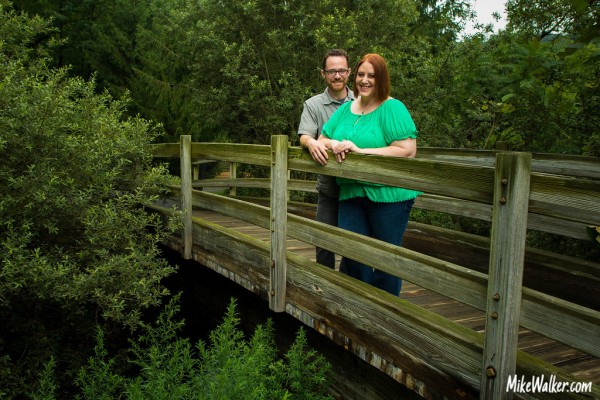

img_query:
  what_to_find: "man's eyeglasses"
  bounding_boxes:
[324,69,350,77]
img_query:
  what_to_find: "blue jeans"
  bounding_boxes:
[338,197,414,296]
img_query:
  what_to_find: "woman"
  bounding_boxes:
[318,53,420,296]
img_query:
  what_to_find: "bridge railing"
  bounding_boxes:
[149,135,600,399]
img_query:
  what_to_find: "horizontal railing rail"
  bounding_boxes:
[166,186,600,358]
[417,147,600,179]
[153,143,600,240]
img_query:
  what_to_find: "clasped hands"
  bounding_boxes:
[329,140,358,163]
[308,138,358,165]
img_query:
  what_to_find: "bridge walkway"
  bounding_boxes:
[192,207,600,387]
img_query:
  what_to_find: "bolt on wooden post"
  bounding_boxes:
[480,152,531,399]
[269,135,288,312]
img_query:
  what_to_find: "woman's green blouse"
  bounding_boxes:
[322,98,422,203]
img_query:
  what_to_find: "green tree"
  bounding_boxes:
[17,0,600,154]
[133,0,338,143]
[131,0,441,144]
[506,0,598,38]
[13,0,149,98]
[0,3,175,397]
[460,0,600,154]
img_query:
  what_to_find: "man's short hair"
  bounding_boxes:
[322,49,349,70]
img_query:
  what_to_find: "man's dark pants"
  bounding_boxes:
[316,191,340,269]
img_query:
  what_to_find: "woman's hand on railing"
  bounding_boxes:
[331,140,356,163]
[332,138,417,161]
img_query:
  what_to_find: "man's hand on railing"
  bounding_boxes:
[306,137,330,166]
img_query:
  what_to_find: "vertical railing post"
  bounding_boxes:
[287,170,291,202]
[269,135,288,312]
[480,152,531,399]
[192,162,199,181]
[229,162,237,197]
[180,135,193,260]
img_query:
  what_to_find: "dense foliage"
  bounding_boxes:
[32,298,333,400]
[14,0,599,155]
[0,3,176,397]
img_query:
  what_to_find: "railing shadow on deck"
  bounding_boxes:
[148,135,600,400]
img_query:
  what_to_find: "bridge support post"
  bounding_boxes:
[229,162,237,197]
[480,152,531,399]
[269,135,288,312]
[180,135,193,259]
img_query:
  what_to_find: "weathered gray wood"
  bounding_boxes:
[481,152,532,400]
[414,193,593,240]
[229,162,237,196]
[193,177,269,189]
[191,159,216,181]
[166,186,600,357]
[193,175,593,239]
[173,187,490,309]
[166,188,600,358]
[299,152,596,229]
[529,172,600,225]
[190,142,272,166]
[291,146,599,227]
[150,202,599,400]
[513,351,600,400]
[191,177,593,239]
[287,146,497,203]
[521,288,600,357]
[290,213,600,360]
[418,147,600,179]
[529,153,600,179]
[149,143,599,179]
[404,220,600,308]
[192,177,317,193]
[163,143,599,228]
[190,219,271,291]
[180,135,193,259]
[269,135,288,312]
[415,193,493,221]
[285,252,484,399]
[148,142,180,157]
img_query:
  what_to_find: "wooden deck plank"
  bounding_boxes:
[191,207,600,386]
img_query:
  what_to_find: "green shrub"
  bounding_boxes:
[0,4,176,397]
[32,297,333,400]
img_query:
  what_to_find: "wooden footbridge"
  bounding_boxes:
[148,135,600,399]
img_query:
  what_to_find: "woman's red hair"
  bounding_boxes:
[353,53,390,102]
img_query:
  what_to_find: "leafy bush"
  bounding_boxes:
[0,4,176,397]
[32,297,333,400]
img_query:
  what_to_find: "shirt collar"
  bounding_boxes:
[322,86,354,105]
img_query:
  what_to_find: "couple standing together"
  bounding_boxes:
[298,49,420,297]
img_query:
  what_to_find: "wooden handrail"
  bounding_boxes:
[151,143,599,238]
[147,137,600,399]
[166,186,600,358]
[418,147,600,179]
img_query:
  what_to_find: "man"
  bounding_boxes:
[298,49,354,269]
